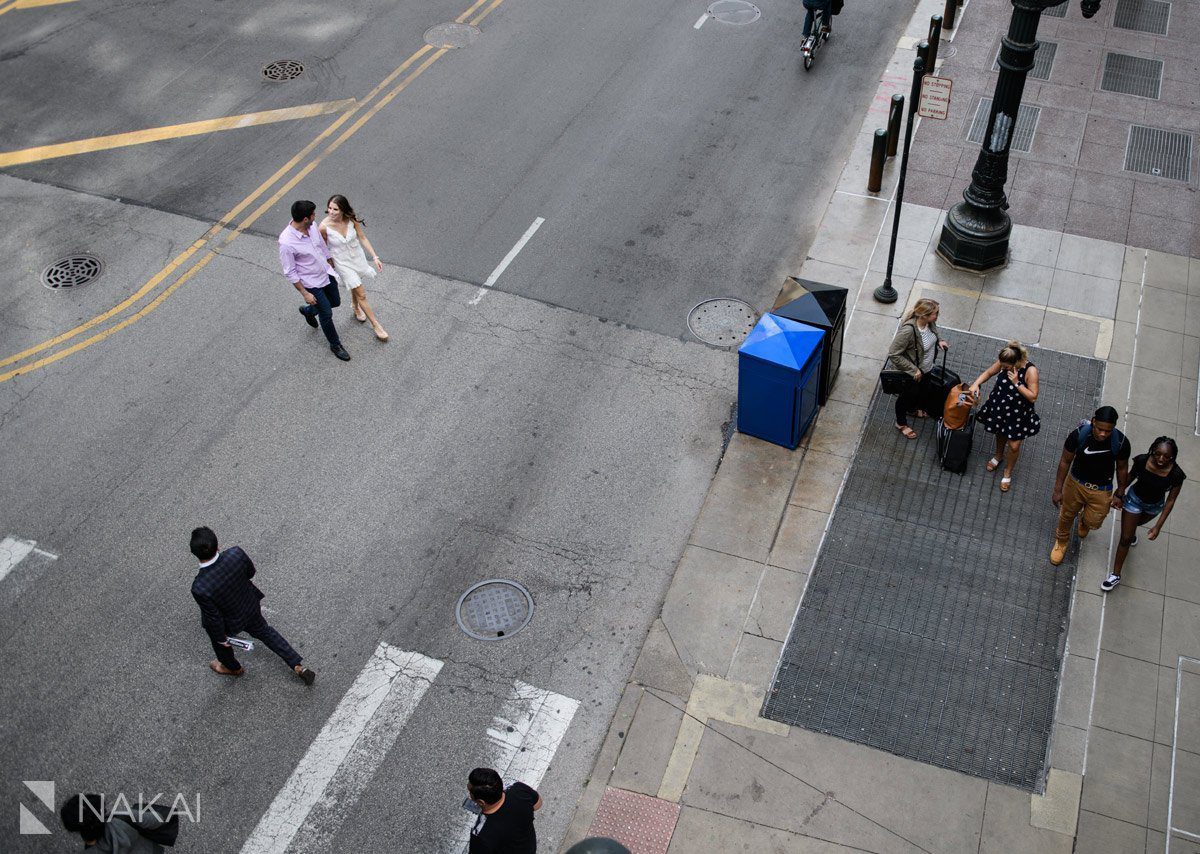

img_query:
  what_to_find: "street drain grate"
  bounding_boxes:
[456,580,534,640]
[967,98,1039,153]
[993,41,1057,80]
[707,0,761,24]
[1100,52,1163,99]
[1124,125,1192,181]
[262,60,304,82]
[41,254,102,289]
[1113,0,1170,35]
[687,298,757,347]
[424,22,481,49]
[1044,0,1068,17]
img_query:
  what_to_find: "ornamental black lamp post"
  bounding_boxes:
[936,0,1099,271]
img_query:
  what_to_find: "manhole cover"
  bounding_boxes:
[942,46,957,60]
[263,60,304,82]
[41,254,102,289]
[425,22,481,48]
[456,579,534,641]
[707,0,761,24]
[688,298,758,347]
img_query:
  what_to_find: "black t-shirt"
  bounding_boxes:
[1129,454,1187,504]
[469,783,539,854]
[1064,427,1131,485]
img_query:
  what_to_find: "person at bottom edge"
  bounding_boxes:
[1050,405,1131,567]
[1102,436,1186,591]
[468,767,542,854]
[189,526,315,684]
[60,793,167,853]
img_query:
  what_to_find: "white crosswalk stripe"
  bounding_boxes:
[442,680,580,854]
[0,535,55,584]
[241,643,443,854]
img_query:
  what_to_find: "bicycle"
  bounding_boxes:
[801,7,830,71]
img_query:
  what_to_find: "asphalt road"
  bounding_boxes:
[0,0,915,850]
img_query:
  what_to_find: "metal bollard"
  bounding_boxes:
[943,0,957,29]
[927,15,942,72]
[886,94,904,157]
[868,128,888,193]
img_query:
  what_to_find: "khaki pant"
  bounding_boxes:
[1055,476,1113,543]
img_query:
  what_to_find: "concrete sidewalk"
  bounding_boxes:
[563,0,1200,850]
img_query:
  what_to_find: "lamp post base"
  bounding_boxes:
[936,200,1012,272]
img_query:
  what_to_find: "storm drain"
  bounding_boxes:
[993,40,1057,80]
[967,99,1039,153]
[1113,0,1170,35]
[763,331,1106,790]
[1044,0,1068,17]
[262,60,304,82]
[687,298,757,347]
[456,580,534,640]
[424,22,481,48]
[1124,125,1192,181]
[707,0,761,24]
[1100,52,1163,99]
[41,254,102,289]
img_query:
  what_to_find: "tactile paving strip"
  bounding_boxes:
[764,331,1106,790]
[587,787,681,854]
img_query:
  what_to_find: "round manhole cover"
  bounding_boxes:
[41,254,102,289]
[688,298,757,347]
[263,60,304,82]
[942,45,957,59]
[425,22,481,48]
[708,0,761,24]
[456,579,534,641]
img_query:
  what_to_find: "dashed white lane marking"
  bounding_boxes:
[693,12,709,28]
[468,217,545,305]
[0,537,38,584]
[443,680,580,853]
[240,644,443,854]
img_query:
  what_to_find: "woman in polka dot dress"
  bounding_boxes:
[969,340,1040,493]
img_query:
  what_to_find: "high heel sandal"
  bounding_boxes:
[373,325,389,342]
[1000,476,1012,492]
[986,457,1001,472]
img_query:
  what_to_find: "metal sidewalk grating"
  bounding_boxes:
[763,331,1106,791]
[1044,0,1068,17]
[1124,125,1192,181]
[993,41,1058,80]
[967,99,1040,153]
[1113,0,1170,35]
[1100,52,1163,99]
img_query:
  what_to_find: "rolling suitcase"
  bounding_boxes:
[923,347,960,417]
[937,411,975,473]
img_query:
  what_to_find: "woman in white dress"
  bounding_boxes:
[320,195,388,341]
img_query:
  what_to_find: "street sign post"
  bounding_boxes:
[917,75,952,120]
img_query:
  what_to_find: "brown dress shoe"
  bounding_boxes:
[294,665,316,686]
[209,660,245,676]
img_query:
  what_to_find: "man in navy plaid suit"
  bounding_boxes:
[190,526,315,684]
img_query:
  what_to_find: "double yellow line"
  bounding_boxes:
[0,0,78,16]
[0,0,504,383]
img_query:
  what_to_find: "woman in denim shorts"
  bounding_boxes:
[1103,437,1187,591]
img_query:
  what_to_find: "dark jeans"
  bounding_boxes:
[301,276,343,349]
[803,0,831,36]
[211,611,303,670]
[894,375,930,427]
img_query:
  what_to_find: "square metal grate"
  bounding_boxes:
[1124,125,1192,181]
[967,99,1040,152]
[1113,0,1170,35]
[1101,53,1163,99]
[1044,0,1068,17]
[763,332,1107,791]
[993,41,1058,80]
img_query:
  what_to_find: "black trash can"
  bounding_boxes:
[773,277,848,405]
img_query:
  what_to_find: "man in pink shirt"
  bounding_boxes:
[279,200,351,361]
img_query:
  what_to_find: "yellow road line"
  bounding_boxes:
[1,0,507,382]
[0,1,19,15]
[0,100,357,169]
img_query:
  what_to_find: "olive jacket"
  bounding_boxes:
[886,319,942,379]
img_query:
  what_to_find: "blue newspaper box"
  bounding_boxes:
[737,314,825,449]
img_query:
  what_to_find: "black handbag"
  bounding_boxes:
[879,358,913,395]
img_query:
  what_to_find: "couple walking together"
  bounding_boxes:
[278,195,388,361]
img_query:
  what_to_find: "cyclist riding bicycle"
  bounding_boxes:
[802,0,833,38]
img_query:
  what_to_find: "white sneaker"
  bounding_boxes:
[1100,573,1121,592]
